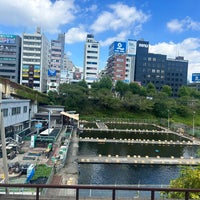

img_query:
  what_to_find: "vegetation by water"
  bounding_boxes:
[163,166,200,199]
[48,78,200,128]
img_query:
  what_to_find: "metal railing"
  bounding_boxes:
[0,183,200,200]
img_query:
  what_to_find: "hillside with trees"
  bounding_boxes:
[48,77,200,135]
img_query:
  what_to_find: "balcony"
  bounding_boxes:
[0,183,199,200]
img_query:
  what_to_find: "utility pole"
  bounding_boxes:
[0,83,9,193]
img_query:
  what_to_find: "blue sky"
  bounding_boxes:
[0,0,200,82]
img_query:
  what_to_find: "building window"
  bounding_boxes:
[23,106,28,113]
[12,107,21,115]
[2,108,8,117]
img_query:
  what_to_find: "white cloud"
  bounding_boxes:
[100,31,130,47]
[0,0,76,33]
[167,16,200,33]
[65,26,88,44]
[90,2,149,34]
[149,38,200,82]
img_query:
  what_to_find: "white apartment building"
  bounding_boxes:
[83,34,100,86]
[20,27,50,93]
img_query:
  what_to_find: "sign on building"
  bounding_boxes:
[0,34,16,44]
[48,69,57,76]
[127,40,137,55]
[192,73,200,82]
[113,42,126,54]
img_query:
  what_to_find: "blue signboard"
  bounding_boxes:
[48,69,56,76]
[113,42,126,54]
[192,73,200,82]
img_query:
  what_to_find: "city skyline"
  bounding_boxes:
[0,0,200,82]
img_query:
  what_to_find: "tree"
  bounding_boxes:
[78,79,88,89]
[178,86,190,97]
[58,83,89,113]
[146,82,156,95]
[99,76,113,90]
[93,88,121,111]
[164,166,200,199]
[47,90,59,105]
[129,82,142,95]
[161,85,172,96]
[115,80,129,97]
[91,77,113,90]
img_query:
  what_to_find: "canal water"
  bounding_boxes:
[77,126,199,198]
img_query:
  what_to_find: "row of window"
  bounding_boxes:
[23,47,41,52]
[22,58,40,62]
[23,42,41,46]
[87,50,98,54]
[0,51,17,55]
[86,61,97,65]
[0,63,15,67]
[2,106,28,117]
[87,56,98,59]
[0,69,16,73]
[0,45,17,51]
[0,57,16,61]
[24,36,41,40]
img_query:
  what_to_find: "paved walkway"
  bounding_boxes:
[46,128,79,197]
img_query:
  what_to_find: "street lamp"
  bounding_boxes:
[193,111,195,136]
[167,109,170,130]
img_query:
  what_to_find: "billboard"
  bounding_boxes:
[127,40,137,55]
[192,73,200,82]
[113,42,126,54]
[0,34,16,44]
[48,69,56,76]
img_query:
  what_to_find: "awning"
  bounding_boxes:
[60,111,79,121]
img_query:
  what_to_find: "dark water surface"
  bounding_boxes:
[77,128,199,198]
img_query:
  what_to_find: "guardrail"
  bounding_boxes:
[0,183,200,200]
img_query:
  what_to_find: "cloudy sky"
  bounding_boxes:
[0,0,200,82]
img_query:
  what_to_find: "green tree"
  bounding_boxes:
[146,82,157,95]
[178,86,191,97]
[164,166,200,199]
[161,85,172,96]
[58,83,89,113]
[47,90,59,105]
[78,79,88,89]
[115,80,129,97]
[99,76,113,90]
[129,82,142,95]
[93,88,120,111]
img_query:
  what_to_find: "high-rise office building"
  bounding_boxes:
[83,34,100,86]
[0,34,21,83]
[135,39,188,96]
[20,27,50,93]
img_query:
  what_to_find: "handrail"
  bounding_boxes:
[0,183,200,200]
